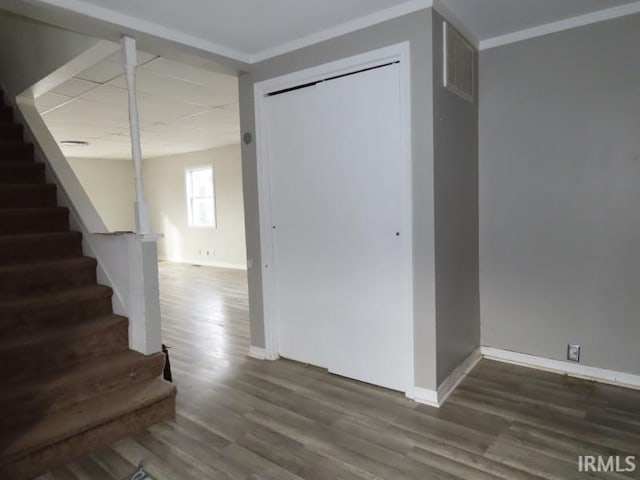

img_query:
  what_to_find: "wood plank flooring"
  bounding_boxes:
[44,262,640,479]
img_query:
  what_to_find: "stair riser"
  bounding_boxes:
[0,261,97,301]
[0,319,129,382]
[0,125,23,143]
[0,295,113,335]
[0,144,34,162]
[0,210,69,235]
[0,107,12,122]
[0,185,57,208]
[0,395,176,480]
[0,164,45,183]
[0,354,166,425]
[0,235,82,265]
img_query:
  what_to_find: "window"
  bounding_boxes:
[186,166,216,227]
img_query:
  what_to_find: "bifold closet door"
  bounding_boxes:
[266,63,409,391]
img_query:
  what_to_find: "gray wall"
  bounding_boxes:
[432,12,480,384]
[0,12,100,96]
[479,14,640,375]
[240,9,439,389]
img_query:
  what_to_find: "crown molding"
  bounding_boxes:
[250,0,432,63]
[20,0,252,62]
[480,1,640,50]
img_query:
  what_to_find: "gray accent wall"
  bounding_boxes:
[239,10,439,389]
[432,11,480,384]
[479,14,640,375]
[0,12,100,96]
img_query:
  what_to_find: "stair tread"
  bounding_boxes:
[0,378,176,461]
[0,160,40,167]
[0,284,112,310]
[0,255,95,274]
[2,183,54,187]
[0,231,81,243]
[0,350,162,401]
[0,314,126,352]
[0,183,55,189]
[0,206,66,213]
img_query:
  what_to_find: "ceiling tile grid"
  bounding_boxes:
[36,53,240,160]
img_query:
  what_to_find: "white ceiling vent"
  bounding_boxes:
[443,21,475,102]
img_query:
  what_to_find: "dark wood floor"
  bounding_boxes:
[44,263,640,479]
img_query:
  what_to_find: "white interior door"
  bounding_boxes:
[266,63,409,391]
[266,85,330,368]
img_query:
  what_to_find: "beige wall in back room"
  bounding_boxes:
[143,145,247,269]
[67,157,136,232]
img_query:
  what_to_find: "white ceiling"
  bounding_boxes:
[36,52,240,160]
[7,0,640,61]
[66,0,423,59]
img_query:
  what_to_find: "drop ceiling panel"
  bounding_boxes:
[36,52,240,160]
[51,78,99,97]
[140,58,237,90]
[105,50,157,65]
[44,98,131,124]
[75,60,124,83]
[36,92,72,109]
[109,69,237,107]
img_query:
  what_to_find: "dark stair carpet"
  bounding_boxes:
[0,89,176,480]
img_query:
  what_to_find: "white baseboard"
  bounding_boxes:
[411,386,439,407]
[437,347,483,405]
[247,345,280,361]
[481,346,640,391]
[159,256,247,270]
[247,346,267,360]
[411,347,482,408]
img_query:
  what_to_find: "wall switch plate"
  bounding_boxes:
[567,344,581,362]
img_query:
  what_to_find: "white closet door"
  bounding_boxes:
[266,63,409,391]
[267,85,331,368]
[316,64,408,391]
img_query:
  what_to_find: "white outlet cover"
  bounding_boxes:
[567,344,581,362]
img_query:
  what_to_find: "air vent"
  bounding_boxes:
[443,21,474,102]
[60,140,89,147]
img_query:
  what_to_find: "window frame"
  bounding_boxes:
[185,165,217,229]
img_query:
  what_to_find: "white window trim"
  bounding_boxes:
[185,165,217,229]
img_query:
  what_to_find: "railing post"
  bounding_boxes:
[121,36,150,234]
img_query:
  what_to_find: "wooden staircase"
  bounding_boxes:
[0,91,176,480]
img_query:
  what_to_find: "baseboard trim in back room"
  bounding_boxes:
[159,256,247,271]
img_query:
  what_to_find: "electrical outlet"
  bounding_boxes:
[567,344,581,362]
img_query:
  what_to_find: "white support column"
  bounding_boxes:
[122,36,150,234]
